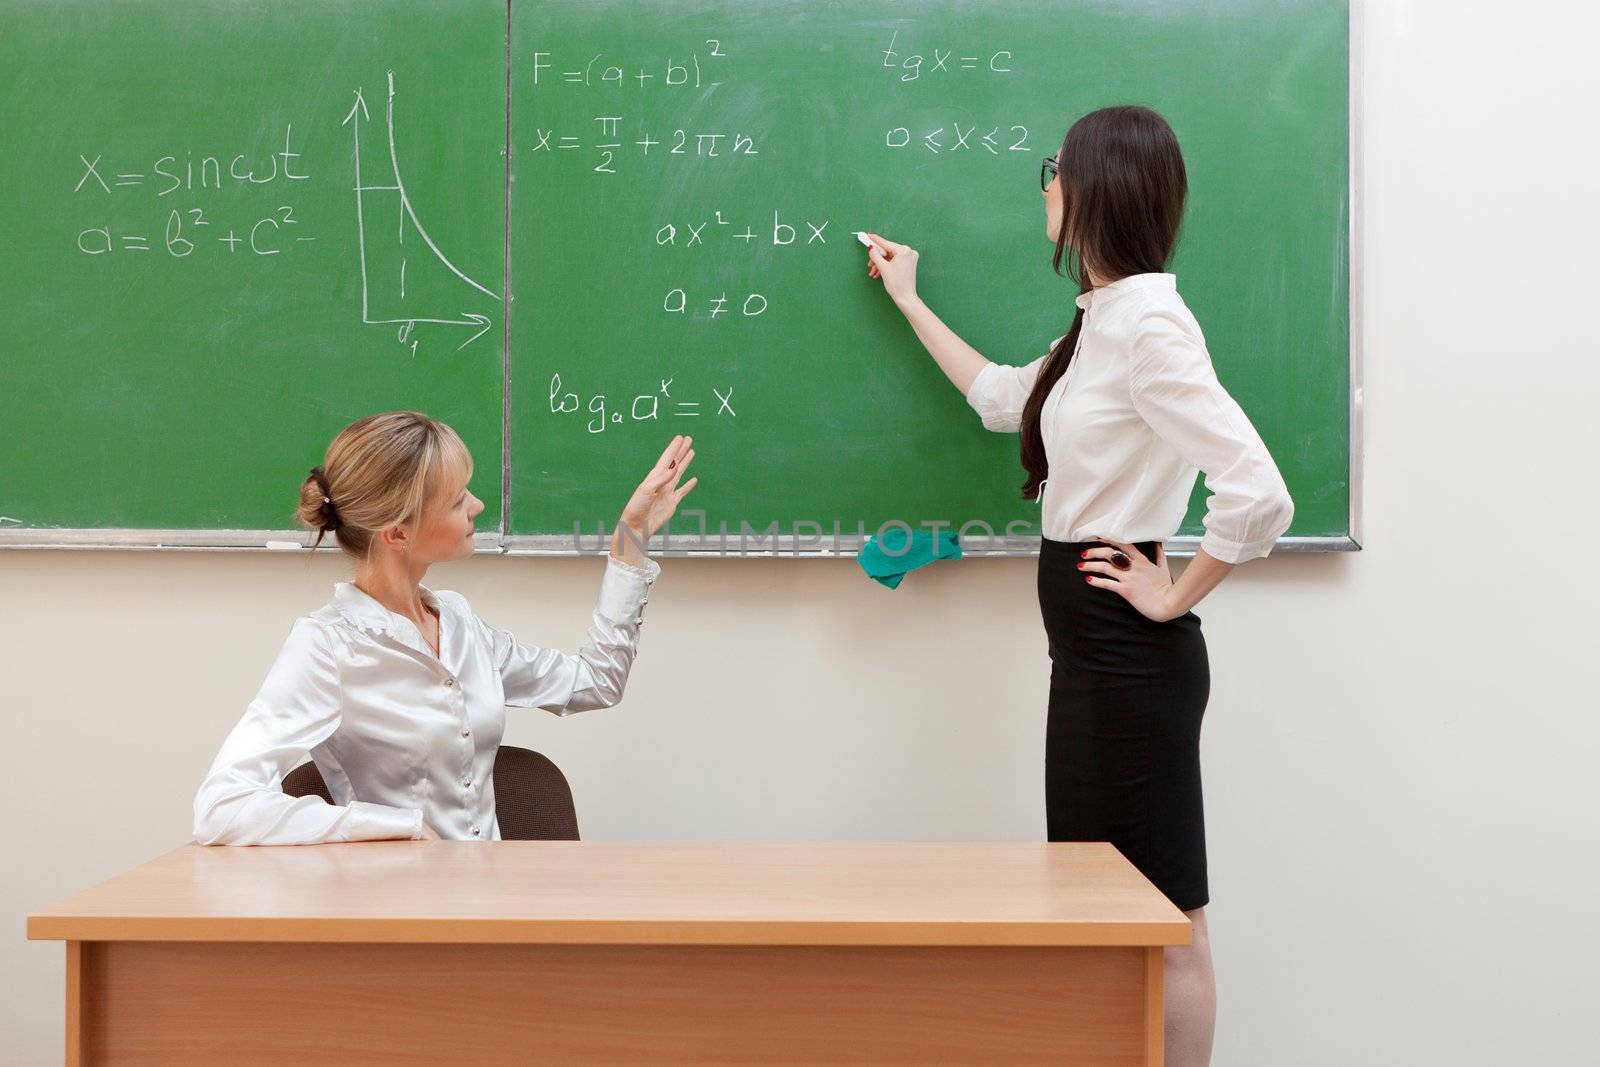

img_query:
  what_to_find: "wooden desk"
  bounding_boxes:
[29,842,1188,1065]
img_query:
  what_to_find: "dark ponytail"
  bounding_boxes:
[1019,309,1084,501]
[1019,106,1187,500]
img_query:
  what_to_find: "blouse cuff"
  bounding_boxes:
[597,555,660,624]
[1199,529,1277,566]
[964,361,1003,417]
[343,801,427,842]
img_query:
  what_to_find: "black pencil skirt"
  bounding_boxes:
[1038,538,1211,912]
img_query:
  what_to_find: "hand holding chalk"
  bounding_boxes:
[858,231,920,307]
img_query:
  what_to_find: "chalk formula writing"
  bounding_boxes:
[879,31,1015,82]
[76,205,314,258]
[531,43,728,90]
[885,123,1032,155]
[529,27,1032,436]
[662,290,769,319]
[530,118,760,176]
[653,211,831,249]
[550,373,738,434]
[73,126,310,198]
[72,124,316,258]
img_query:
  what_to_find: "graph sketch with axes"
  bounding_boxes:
[343,71,497,354]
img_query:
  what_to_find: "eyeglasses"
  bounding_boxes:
[1040,156,1059,191]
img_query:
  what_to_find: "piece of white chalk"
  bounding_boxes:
[854,231,874,248]
[265,540,304,551]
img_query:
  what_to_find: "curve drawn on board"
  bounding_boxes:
[343,71,498,353]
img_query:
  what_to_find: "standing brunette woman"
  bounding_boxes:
[864,106,1294,1064]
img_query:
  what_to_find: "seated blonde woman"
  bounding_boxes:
[193,411,696,844]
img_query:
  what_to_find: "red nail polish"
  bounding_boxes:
[1084,577,1093,584]
[1076,563,1084,569]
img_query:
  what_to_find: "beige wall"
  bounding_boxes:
[6,2,1598,1061]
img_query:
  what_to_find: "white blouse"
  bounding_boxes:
[965,273,1294,563]
[193,557,659,845]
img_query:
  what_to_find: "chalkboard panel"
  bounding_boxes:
[508,0,1349,548]
[0,0,507,533]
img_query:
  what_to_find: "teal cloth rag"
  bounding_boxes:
[857,528,963,589]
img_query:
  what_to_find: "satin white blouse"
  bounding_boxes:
[193,557,658,845]
[965,273,1294,563]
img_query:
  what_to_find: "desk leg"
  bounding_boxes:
[65,941,85,1067]
[1144,945,1165,1066]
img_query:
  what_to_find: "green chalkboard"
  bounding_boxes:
[0,0,507,534]
[508,0,1350,547]
[1,0,1350,551]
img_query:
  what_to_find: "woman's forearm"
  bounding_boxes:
[896,296,992,395]
[1165,549,1233,617]
[610,522,649,569]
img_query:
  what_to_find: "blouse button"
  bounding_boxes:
[444,677,455,688]
[471,826,481,837]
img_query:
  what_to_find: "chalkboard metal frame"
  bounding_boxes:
[0,529,505,553]
[1,1,1363,557]
[499,533,1357,559]
[0,529,1352,555]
